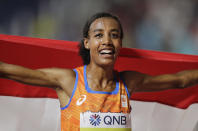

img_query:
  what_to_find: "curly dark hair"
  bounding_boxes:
[78,12,124,65]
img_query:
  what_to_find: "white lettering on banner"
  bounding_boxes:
[104,115,126,125]
[80,111,131,128]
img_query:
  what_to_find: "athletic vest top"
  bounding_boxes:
[61,66,131,131]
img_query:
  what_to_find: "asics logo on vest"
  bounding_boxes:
[76,95,87,106]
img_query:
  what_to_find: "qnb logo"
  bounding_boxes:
[104,115,127,125]
[89,114,101,126]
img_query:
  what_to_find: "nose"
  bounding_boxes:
[102,34,112,45]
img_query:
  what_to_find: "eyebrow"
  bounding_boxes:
[93,29,103,32]
[111,29,120,33]
[93,29,120,33]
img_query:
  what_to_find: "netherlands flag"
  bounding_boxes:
[0,34,198,131]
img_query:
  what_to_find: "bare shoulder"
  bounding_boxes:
[40,67,77,96]
[38,68,76,87]
[121,70,148,78]
[120,71,149,93]
[38,67,75,78]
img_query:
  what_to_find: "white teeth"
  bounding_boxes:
[100,50,112,54]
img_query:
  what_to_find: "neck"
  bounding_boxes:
[86,63,115,89]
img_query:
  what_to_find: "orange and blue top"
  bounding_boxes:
[61,66,131,131]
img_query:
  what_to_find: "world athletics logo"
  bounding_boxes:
[89,114,101,126]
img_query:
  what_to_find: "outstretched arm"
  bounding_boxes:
[0,61,75,90]
[122,70,198,93]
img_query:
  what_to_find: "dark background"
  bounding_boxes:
[0,0,198,55]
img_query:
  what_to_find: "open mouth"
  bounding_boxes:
[99,49,115,57]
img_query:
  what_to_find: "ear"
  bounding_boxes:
[84,38,90,49]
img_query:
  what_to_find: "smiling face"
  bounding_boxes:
[84,17,122,67]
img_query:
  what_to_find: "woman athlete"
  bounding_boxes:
[0,12,198,131]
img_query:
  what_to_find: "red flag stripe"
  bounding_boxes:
[0,34,198,109]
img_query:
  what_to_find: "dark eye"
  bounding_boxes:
[111,33,119,39]
[95,33,103,38]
